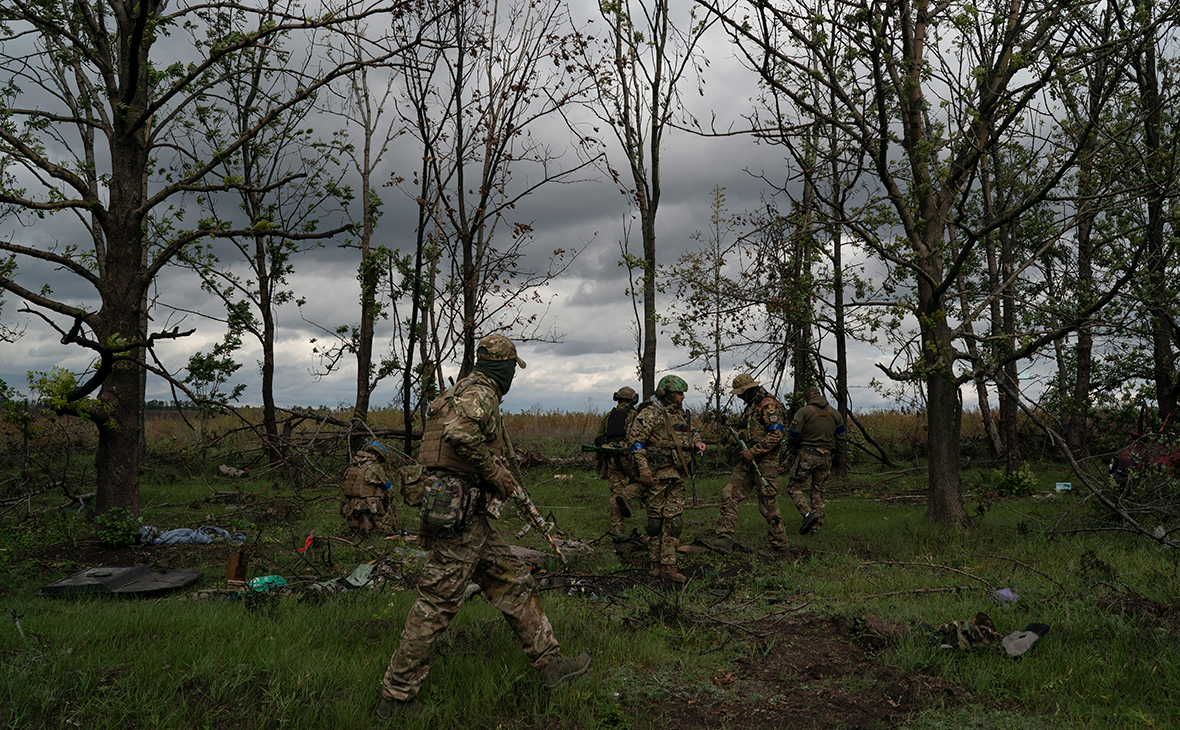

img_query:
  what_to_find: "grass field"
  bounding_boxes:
[1,409,1177,728]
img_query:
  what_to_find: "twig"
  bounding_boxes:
[862,560,993,589]
[975,553,1068,592]
[857,585,974,600]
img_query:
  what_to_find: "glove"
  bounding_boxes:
[741,448,755,462]
[637,466,655,487]
[486,461,518,500]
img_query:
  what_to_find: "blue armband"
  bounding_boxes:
[631,442,645,452]
[788,428,801,439]
[835,424,846,435]
[382,481,393,491]
[767,424,783,432]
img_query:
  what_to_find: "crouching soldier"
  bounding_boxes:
[627,375,706,583]
[340,440,396,535]
[377,335,590,719]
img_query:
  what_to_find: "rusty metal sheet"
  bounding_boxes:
[41,565,203,596]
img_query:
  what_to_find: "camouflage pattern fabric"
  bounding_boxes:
[597,405,639,533]
[381,514,560,701]
[382,364,562,702]
[713,390,788,547]
[714,461,789,549]
[340,451,394,534]
[787,393,846,523]
[627,395,696,568]
[788,449,830,521]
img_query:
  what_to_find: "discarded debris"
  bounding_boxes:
[42,565,203,597]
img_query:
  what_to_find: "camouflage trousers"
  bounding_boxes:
[381,514,560,701]
[713,460,788,549]
[787,450,831,521]
[644,478,685,569]
[605,464,643,534]
[340,495,395,534]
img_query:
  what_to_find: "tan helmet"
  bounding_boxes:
[805,385,822,400]
[476,334,527,368]
[730,373,760,395]
[614,386,638,403]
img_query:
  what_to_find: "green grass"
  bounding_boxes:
[2,448,1178,729]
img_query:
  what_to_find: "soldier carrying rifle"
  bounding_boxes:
[697,373,793,561]
[593,385,642,535]
[786,385,847,535]
[377,335,590,719]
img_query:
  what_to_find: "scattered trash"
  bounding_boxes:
[1055,482,1072,492]
[139,524,247,545]
[42,565,203,597]
[218,465,250,478]
[935,612,999,650]
[248,575,288,593]
[308,564,377,594]
[992,587,1020,603]
[1001,623,1050,657]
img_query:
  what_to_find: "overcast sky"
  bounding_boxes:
[0,1,913,418]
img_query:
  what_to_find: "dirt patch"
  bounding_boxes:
[639,616,967,730]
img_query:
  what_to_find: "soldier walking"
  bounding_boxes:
[377,335,590,719]
[698,374,792,560]
[594,385,642,534]
[786,385,847,534]
[626,375,706,583]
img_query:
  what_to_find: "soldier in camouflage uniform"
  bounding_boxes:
[595,385,642,534]
[627,375,706,583]
[377,335,590,719]
[339,441,396,535]
[786,385,847,535]
[699,374,792,560]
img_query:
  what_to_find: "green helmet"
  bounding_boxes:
[657,375,688,394]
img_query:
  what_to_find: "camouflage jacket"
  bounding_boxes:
[626,395,697,479]
[788,394,846,453]
[439,371,509,476]
[738,389,785,460]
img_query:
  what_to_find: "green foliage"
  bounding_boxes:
[94,507,139,548]
[988,462,1040,497]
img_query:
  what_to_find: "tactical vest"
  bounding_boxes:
[595,405,633,446]
[417,376,505,474]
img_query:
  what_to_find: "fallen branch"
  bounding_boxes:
[857,585,974,600]
[862,560,993,589]
[975,553,1068,592]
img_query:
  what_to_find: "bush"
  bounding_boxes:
[95,507,139,548]
[990,462,1039,497]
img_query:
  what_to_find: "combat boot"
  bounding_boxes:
[660,566,687,583]
[615,494,632,518]
[758,545,792,561]
[541,652,592,690]
[375,696,429,720]
[697,535,734,554]
[799,512,821,535]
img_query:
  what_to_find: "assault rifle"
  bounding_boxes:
[728,425,772,492]
[580,443,629,456]
[486,457,566,563]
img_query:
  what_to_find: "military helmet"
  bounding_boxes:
[613,386,638,403]
[656,374,688,394]
[730,373,761,395]
[362,440,388,462]
[476,334,527,368]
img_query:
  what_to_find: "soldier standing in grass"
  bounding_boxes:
[786,385,847,534]
[377,335,590,720]
[595,385,642,535]
[627,375,707,583]
[339,440,395,535]
[698,373,792,560]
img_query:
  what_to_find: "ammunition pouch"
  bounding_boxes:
[398,463,426,507]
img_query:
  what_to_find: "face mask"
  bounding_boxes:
[474,359,517,395]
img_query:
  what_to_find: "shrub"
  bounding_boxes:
[990,462,1039,497]
[95,507,139,548]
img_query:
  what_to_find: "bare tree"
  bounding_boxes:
[0,0,433,514]
[582,0,715,397]
[697,0,1156,525]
